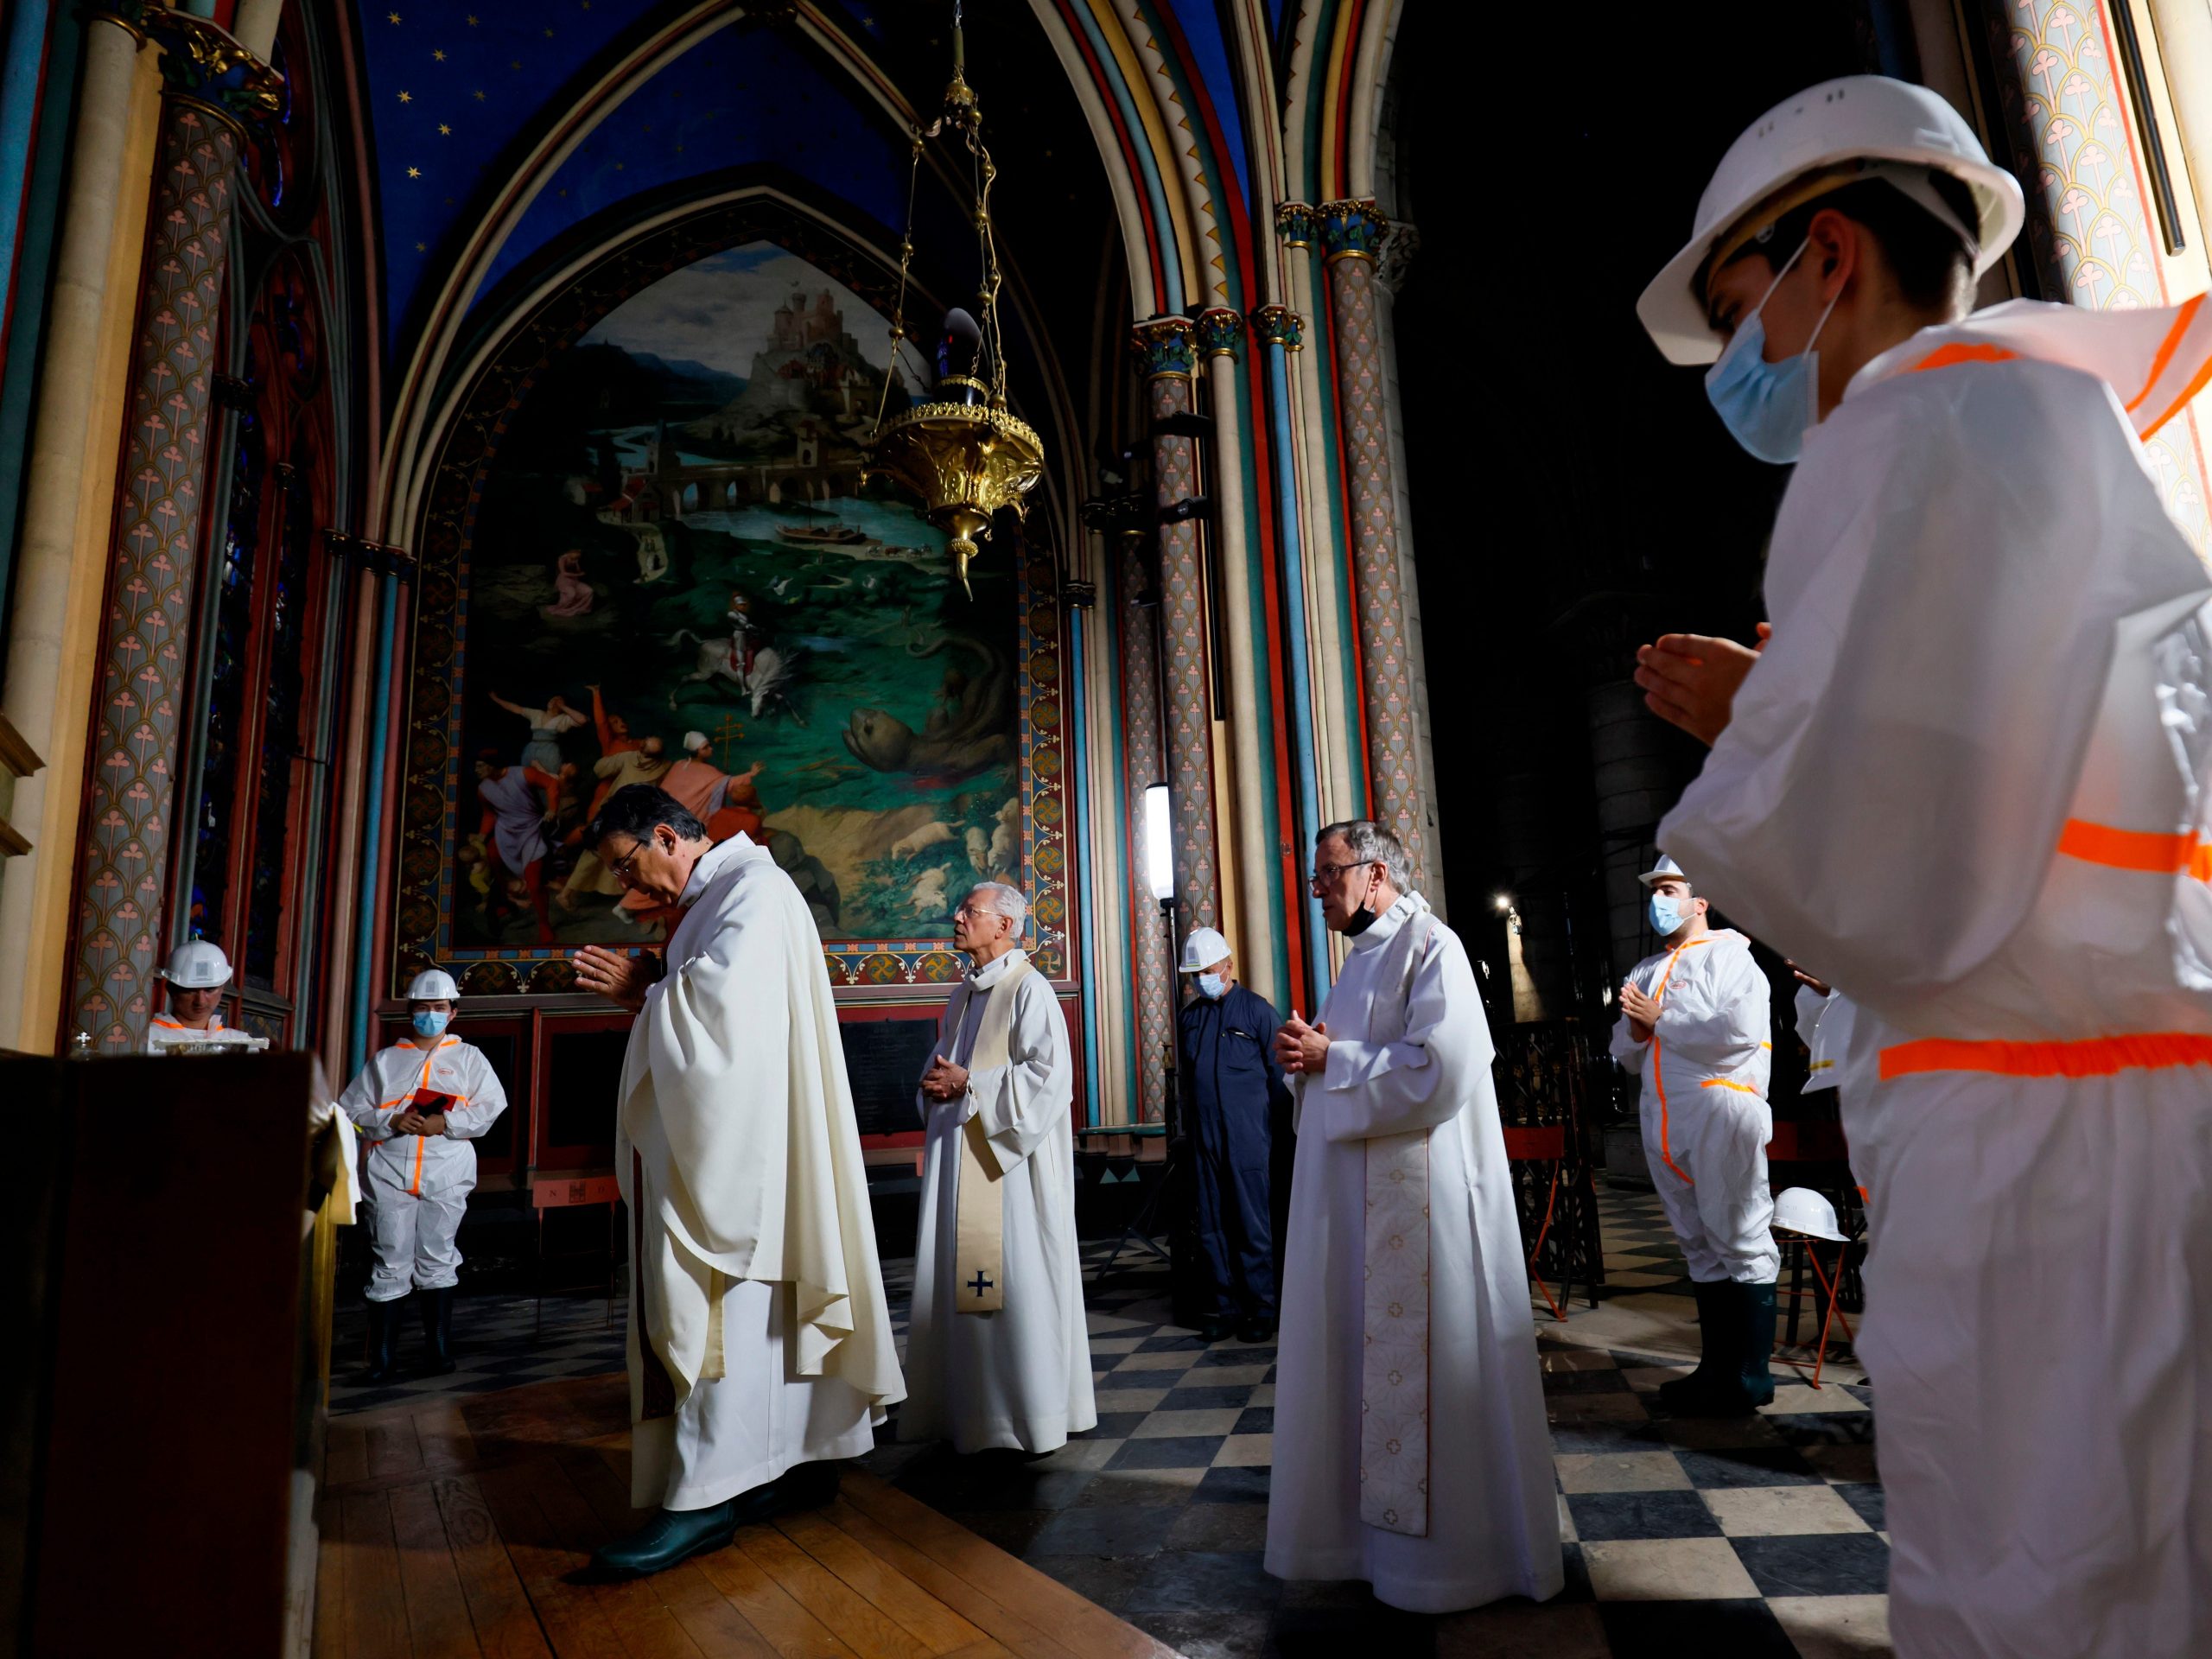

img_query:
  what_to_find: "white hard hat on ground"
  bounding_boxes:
[1639,855,1689,888]
[1179,925,1231,973]
[407,968,461,1002]
[1638,74,2025,365]
[1772,1185,1847,1243]
[156,938,232,988]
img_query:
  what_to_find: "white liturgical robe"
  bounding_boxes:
[900,948,1096,1452]
[1266,894,1561,1614]
[616,834,904,1511]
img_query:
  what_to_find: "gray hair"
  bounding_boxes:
[1318,819,1412,892]
[968,880,1028,929]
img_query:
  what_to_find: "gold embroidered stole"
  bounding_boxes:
[951,958,1031,1315]
[1360,912,1434,1538]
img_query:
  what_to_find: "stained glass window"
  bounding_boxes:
[245,461,311,988]
[194,372,263,954]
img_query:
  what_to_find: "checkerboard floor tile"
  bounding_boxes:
[333,1190,1891,1653]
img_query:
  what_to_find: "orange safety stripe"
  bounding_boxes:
[1646,938,1716,1185]
[2144,299,2212,438]
[2056,817,2212,880]
[1879,1030,2212,1082]
[1909,342,2018,373]
[2126,293,2204,414]
[1699,1077,1761,1095]
[1808,1058,1835,1072]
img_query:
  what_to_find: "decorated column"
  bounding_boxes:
[1117,499,1173,1125]
[68,10,281,1050]
[1133,315,1220,938]
[1319,198,1434,892]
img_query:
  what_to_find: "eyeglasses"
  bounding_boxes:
[609,840,649,887]
[1308,860,1372,891]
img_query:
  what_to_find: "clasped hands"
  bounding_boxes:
[573,944,652,1012]
[920,1054,970,1103]
[1633,623,1770,747]
[1618,982,1659,1044]
[391,1109,447,1137]
[1273,1012,1330,1076]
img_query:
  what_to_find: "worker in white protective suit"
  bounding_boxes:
[1609,855,1776,1415]
[337,969,508,1382]
[1636,73,2212,1656]
[143,939,257,1052]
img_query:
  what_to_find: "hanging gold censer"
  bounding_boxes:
[866,0,1044,597]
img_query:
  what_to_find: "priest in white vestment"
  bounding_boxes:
[572,785,904,1578]
[899,881,1096,1453]
[1268,820,1561,1614]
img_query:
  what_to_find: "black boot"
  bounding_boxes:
[1738,1281,1778,1410]
[1656,1281,1729,1413]
[362,1298,404,1383]
[417,1286,457,1376]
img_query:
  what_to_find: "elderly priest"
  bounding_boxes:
[572,785,904,1578]
[899,881,1096,1453]
[1268,821,1561,1613]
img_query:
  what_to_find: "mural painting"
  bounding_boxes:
[435,241,1027,969]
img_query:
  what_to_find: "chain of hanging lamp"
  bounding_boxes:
[865,0,1044,595]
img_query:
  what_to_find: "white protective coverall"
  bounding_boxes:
[338,1037,508,1303]
[1791,983,1856,1095]
[143,1012,257,1053]
[899,947,1096,1453]
[1610,930,1777,1283]
[1660,298,2212,1657]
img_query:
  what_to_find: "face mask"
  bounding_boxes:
[1703,238,1841,465]
[1649,894,1689,938]
[1197,972,1228,1001]
[1343,868,1384,936]
[412,1009,451,1039]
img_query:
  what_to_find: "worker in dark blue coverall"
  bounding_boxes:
[1176,925,1293,1344]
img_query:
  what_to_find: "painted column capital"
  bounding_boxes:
[1130,315,1197,380]
[105,3,284,132]
[1275,202,1318,249]
[1319,199,1390,264]
[1249,304,1304,352]
[1195,308,1245,359]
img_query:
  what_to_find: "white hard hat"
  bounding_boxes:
[1772,1185,1847,1243]
[1638,855,1688,888]
[1179,925,1230,973]
[1638,75,2024,365]
[406,968,461,1002]
[156,938,232,988]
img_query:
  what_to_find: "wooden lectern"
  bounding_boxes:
[3,1052,341,1658]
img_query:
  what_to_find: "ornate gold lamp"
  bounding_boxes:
[867,2,1044,596]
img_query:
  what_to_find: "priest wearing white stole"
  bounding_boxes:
[1268,821,1561,1614]
[899,881,1096,1453]
[571,786,904,1579]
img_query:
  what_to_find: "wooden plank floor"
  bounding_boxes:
[314,1375,1178,1659]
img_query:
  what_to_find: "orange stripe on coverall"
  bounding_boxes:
[1648,938,1716,1185]
[2055,817,2212,881]
[1879,1031,2212,1082]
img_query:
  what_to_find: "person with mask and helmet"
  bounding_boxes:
[1175,925,1293,1343]
[1634,72,2212,1653]
[143,939,258,1052]
[337,969,508,1382]
[1611,855,1776,1416]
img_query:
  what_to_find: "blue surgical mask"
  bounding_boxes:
[1197,972,1228,1001]
[412,1009,450,1039]
[1703,238,1840,465]
[1649,894,1688,938]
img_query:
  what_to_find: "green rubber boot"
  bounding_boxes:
[1656,1281,1730,1413]
[1738,1281,1778,1410]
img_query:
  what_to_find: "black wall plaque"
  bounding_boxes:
[841,1015,941,1136]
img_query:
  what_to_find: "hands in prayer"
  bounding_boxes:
[1633,623,1770,746]
[574,944,651,1012]
[920,1053,970,1102]
[1618,981,1659,1042]
[1273,1011,1331,1076]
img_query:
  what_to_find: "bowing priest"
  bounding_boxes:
[572,785,904,1579]
[1268,821,1561,1614]
[899,882,1096,1453]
